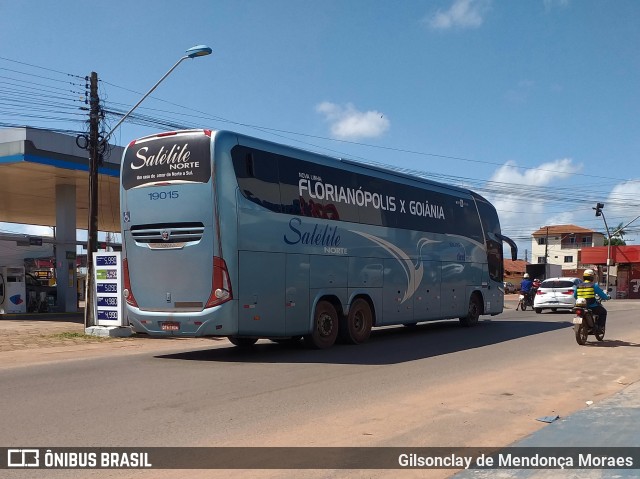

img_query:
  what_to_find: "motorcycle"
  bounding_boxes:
[572,297,605,345]
[516,289,535,311]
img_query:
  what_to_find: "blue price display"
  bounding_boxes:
[98,310,119,321]
[96,255,118,266]
[97,296,118,307]
[97,283,118,293]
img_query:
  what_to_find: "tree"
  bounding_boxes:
[604,222,626,246]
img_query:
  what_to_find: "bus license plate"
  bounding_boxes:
[161,321,180,331]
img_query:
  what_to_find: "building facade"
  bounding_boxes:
[580,246,640,299]
[531,225,605,275]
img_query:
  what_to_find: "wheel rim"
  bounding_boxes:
[461,296,481,326]
[352,311,364,333]
[318,312,334,337]
[307,301,339,349]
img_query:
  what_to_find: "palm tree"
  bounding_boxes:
[604,222,626,246]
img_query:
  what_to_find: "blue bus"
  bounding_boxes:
[120,130,517,348]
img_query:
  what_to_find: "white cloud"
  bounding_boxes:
[316,102,390,140]
[486,158,583,244]
[486,158,582,260]
[544,0,570,12]
[491,157,581,188]
[607,181,640,221]
[425,0,491,31]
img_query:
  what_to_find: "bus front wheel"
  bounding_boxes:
[305,300,339,349]
[340,298,372,345]
[460,295,482,327]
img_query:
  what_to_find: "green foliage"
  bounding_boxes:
[604,237,626,246]
[604,223,626,246]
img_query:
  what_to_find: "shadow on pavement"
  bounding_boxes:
[156,319,573,366]
[584,339,640,348]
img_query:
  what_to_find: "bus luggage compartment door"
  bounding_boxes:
[285,254,310,336]
[238,251,285,336]
[382,258,414,325]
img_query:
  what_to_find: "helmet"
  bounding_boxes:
[583,269,595,280]
[523,273,530,279]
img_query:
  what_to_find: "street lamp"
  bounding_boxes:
[101,45,212,146]
[84,44,212,329]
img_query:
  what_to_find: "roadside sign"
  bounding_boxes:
[92,252,123,326]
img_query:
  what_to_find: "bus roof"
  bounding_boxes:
[126,128,483,201]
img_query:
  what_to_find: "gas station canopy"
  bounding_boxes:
[0,127,123,232]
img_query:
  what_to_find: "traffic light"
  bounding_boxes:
[594,202,604,217]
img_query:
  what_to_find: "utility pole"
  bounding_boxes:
[79,46,211,332]
[84,71,100,328]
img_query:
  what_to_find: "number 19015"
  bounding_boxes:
[148,191,179,200]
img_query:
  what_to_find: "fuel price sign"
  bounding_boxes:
[93,252,123,326]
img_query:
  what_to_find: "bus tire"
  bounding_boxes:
[305,300,339,349]
[340,298,372,345]
[228,337,258,348]
[460,294,482,327]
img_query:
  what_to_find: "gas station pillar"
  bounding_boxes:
[55,184,77,312]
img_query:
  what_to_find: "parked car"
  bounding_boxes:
[25,273,57,312]
[533,277,581,314]
[503,281,517,294]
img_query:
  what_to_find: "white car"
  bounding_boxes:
[533,277,581,314]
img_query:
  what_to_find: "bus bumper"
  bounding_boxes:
[125,301,237,337]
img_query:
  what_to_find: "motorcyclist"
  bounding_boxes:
[574,269,610,332]
[530,278,541,304]
[520,273,533,305]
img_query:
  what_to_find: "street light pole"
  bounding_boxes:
[84,45,212,329]
[101,45,213,147]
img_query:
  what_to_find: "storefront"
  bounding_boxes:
[580,246,640,299]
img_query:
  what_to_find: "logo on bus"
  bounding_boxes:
[161,230,170,241]
[284,217,347,255]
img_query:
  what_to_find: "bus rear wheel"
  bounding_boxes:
[460,295,482,327]
[305,300,339,349]
[340,298,372,345]
[228,337,258,348]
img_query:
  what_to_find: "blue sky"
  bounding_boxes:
[1,0,639,258]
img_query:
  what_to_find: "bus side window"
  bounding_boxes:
[231,146,281,213]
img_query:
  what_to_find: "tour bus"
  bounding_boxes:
[120,130,517,348]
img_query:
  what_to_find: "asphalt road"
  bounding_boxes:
[2,300,640,479]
